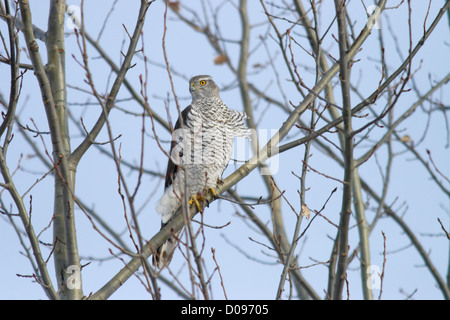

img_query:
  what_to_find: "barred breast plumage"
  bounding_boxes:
[153,75,251,269]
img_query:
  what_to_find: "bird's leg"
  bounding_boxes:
[188,187,218,211]
[188,193,205,212]
[208,187,217,198]
[204,187,217,207]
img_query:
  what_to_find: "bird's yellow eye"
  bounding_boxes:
[200,80,206,85]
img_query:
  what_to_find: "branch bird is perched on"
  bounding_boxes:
[153,75,251,269]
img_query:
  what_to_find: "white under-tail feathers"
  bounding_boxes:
[156,185,181,224]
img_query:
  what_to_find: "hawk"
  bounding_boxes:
[153,75,251,269]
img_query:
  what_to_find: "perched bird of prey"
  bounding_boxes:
[153,75,251,269]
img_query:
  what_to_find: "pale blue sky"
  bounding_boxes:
[1,0,449,300]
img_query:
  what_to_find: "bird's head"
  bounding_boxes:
[189,75,220,100]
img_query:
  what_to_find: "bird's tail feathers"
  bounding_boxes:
[154,188,182,269]
[153,230,180,269]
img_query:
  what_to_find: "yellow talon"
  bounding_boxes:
[188,188,217,211]
[188,194,204,212]
[208,187,217,197]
